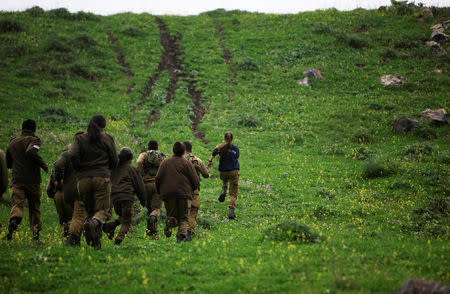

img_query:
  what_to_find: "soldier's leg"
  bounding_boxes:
[115,201,133,245]
[26,184,42,241]
[66,200,87,246]
[61,199,74,237]
[54,191,66,233]
[228,170,239,220]
[103,201,121,240]
[92,177,112,224]
[7,185,26,239]
[164,199,178,238]
[219,172,229,202]
[177,198,189,242]
[188,190,200,233]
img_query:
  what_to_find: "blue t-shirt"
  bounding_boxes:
[212,145,240,172]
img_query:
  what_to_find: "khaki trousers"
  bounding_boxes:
[220,170,239,209]
[164,198,189,236]
[9,183,42,233]
[113,200,133,241]
[188,189,200,232]
[54,191,74,230]
[144,180,161,218]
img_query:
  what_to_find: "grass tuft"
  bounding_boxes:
[264,220,321,243]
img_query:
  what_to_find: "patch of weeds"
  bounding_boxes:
[314,187,336,200]
[25,6,45,17]
[320,144,345,156]
[0,19,25,33]
[334,275,360,290]
[351,146,373,160]
[361,160,395,179]
[311,204,334,218]
[197,214,216,229]
[282,46,316,63]
[122,26,141,37]
[263,220,322,243]
[231,18,240,25]
[390,0,419,16]
[352,127,372,144]
[72,33,97,49]
[313,22,332,34]
[344,34,369,49]
[37,106,72,123]
[402,143,433,157]
[46,34,71,52]
[410,194,449,237]
[389,181,412,190]
[73,11,100,21]
[411,121,437,140]
[235,113,260,127]
[69,61,102,80]
[47,8,73,19]
[237,57,258,71]
[0,36,28,57]
[378,48,399,59]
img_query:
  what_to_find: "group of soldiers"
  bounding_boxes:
[1,116,240,249]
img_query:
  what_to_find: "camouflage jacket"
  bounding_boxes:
[136,150,166,181]
[184,153,210,183]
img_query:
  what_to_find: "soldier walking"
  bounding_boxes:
[0,149,8,233]
[156,141,199,242]
[6,119,48,242]
[208,131,240,220]
[135,140,165,238]
[66,115,117,249]
[103,147,145,245]
[183,141,209,239]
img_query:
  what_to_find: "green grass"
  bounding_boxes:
[0,4,449,293]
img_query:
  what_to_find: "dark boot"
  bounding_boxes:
[103,219,119,240]
[176,234,186,242]
[84,219,102,250]
[114,238,122,245]
[33,231,43,245]
[63,223,70,238]
[65,234,81,247]
[228,207,236,220]
[164,217,177,238]
[146,215,158,238]
[7,217,21,240]
[218,186,227,202]
[186,230,192,242]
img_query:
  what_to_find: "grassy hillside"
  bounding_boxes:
[0,4,449,293]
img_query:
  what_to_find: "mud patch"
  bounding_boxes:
[215,23,237,86]
[107,30,135,93]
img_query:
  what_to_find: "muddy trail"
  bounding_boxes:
[139,17,208,143]
[215,23,237,87]
[107,31,135,94]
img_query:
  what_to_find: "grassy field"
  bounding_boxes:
[0,3,449,293]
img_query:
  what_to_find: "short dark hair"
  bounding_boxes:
[148,140,158,151]
[22,119,36,132]
[183,141,192,152]
[118,147,133,166]
[172,141,185,157]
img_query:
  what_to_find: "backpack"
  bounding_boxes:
[147,150,165,167]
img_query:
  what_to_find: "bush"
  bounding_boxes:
[237,58,259,71]
[402,143,433,156]
[25,6,45,17]
[197,215,216,229]
[345,34,369,49]
[0,36,28,57]
[410,194,449,237]
[235,113,260,127]
[48,8,73,19]
[311,205,334,218]
[72,33,97,49]
[313,22,332,34]
[37,106,71,123]
[46,34,71,52]
[73,11,100,21]
[411,121,437,140]
[361,160,395,178]
[314,187,336,200]
[69,61,101,80]
[122,26,141,37]
[263,220,321,243]
[352,127,372,144]
[0,19,24,33]
[390,0,418,15]
[378,48,399,59]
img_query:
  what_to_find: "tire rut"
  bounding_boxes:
[215,23,237,86]
[107,30,135,94]
[139,17,208,142]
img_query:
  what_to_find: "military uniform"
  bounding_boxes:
[103,162,145,244]
[68,131,117,247]
[46,150,78,236]
[184,153,209,233]
[6,129,48,240]
[0,149,8,232]
[136,150,165,236]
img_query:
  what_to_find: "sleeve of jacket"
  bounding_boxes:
[186,161,200,191]
[107,135,118,170]
[131,167,146,205]
[155,159,166,194]
[0,150,8,195]
[54,153,67,182]
[46,168,56,198]
[26,137,48,171]
[135,152,147,175]
[196,158,210,179]
[233,146,240,159]
[69,135,81,171]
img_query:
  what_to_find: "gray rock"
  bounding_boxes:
[420,7,433,18]
[396,279,450,294]
[422,108,448,124]
[297,77,310,87]
[380,74,407,86]
[426,41,447,55]
[431,31,450,42]
[302,69,323,78]
[392,118,419,133]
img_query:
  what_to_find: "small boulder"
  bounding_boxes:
[396,279,450,294]
[420,7,433,18]
[392,118,419,133]
[433,69,442,74]
[380,74,406,87]
[426,41,447,55]
[431,31,450,42]
[421,108,448,124]
[302,69,323,78]
[297,77,310,87]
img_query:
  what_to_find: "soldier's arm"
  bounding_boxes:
[108,135,118,170]
[6,148,12,169]
[54,153,67,182]
[0,150,7,195]
[46,169,56,198]
[26,137,48,173]
[131,167,146,206]
[186,161,200,191]
[233,146,240,159]
[135,152,147,175]
[69,135,81,171]
[197,158,210,179]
